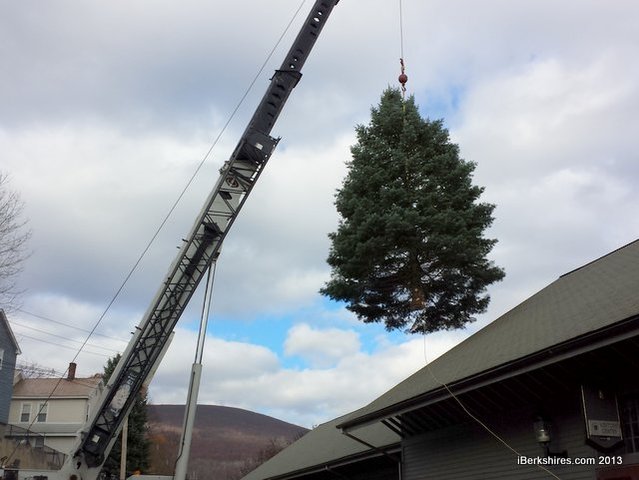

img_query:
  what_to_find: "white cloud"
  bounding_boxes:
[456,62,628,186]
[9,294,132,378]
[218,329,465,427]
[146,324,466,427]
[284,323,361,368]
[150,327,281,404]
[3,0,639,431]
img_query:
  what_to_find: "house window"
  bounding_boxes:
[34,436,45,449]
[21,403,31,422]
[36,402,48,423]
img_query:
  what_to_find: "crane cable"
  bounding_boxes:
[400,1,556,475]
[2,1,310,468]
[398,0,408,100]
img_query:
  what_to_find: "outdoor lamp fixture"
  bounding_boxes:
[534,416,568,458]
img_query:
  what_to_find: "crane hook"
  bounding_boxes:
[398,58,408,98]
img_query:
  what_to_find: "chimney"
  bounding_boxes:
[68,362,77,381]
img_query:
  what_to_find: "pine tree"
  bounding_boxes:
[100,354,150,478]
[321,88,505,333]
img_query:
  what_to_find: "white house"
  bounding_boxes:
[8,363,103,455]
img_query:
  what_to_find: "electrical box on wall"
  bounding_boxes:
[582,385,623,451]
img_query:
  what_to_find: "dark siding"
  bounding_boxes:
[402,400,603,480]
[344,461,398,480]
[0,319,18,425]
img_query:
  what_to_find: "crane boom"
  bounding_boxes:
[60,2,340,479]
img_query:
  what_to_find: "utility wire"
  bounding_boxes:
[4,359,103,388]
[19,0,310,362]
[421,334,562,479]
[17,308,129,344]
[9,319,121,353]
[5,0,309,465]
[11,333,112,358]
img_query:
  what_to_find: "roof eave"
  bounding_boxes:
[338,313,639,431]
[257,443,401,480]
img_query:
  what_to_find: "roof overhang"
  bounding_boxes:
[338,313,639,432]
[261,444,401,480]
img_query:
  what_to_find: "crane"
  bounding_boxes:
[11,2,339,479]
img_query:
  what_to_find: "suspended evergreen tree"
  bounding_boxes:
[100,354,150,478]
[321,88,505,333]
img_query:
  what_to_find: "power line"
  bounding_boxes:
[17,308,129,344]
[57,0,311,360]
[9,319,122,353]
[14,363,103,389]
[1,357,104,388]
[12,332,112,358]
[5,1,314,466]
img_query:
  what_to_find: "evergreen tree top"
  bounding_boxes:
[322,87,504,334]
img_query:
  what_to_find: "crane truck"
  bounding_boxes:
[2,1,339,479]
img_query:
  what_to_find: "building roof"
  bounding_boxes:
[242,410,400,480]
[0,309,22,354]
[12,375,102,398]
[242,239,639,480]
[339,238,639,429]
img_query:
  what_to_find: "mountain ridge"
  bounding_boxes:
[147,404,308,480]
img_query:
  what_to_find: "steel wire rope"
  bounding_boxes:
[4,0,309,465]
[398,0,557,474]
[399,0,405,61]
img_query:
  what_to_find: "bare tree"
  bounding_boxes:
[15,361,58,378]
[0,172,31,310]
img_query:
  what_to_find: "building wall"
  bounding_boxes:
[44,435,78,454]
[401,396,620,480]
[9,397,89,424]
[0,320,18,426]
[8,397,90,453]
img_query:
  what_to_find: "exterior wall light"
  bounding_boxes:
[534,416,568,458]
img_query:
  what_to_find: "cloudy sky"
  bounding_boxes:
[2,0,638,429]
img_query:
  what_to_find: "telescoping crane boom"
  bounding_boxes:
[51,2,340,480]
